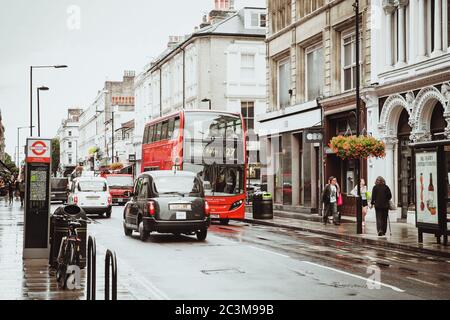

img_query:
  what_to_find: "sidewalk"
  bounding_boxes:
[244,209,450,258]
[0,200,134,300]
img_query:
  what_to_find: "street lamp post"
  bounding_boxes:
[354,0,363,235]
[30,65,67,136]
[202,98,212,110]
[37,86,49,137]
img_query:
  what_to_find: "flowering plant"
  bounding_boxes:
[329,135,385,160]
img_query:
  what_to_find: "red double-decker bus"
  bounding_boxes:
[141,110,247,224]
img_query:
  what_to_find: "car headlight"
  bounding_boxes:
[229,200,244,211]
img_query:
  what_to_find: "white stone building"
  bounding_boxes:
[56,109,82,176]
[78,71,135,170]
[133,2,267,177]
[367,0,450,224]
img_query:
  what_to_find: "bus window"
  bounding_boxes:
[172,118,180,140]
[161,121,169,140]
[143,126,149,145]
[148,125,155,143]
[155,122,162,141]
[168,119,175,139]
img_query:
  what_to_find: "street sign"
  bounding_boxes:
[26,139,51,163]
[304,129,324,144]
[23,138,52,259]
[129,154,136,163]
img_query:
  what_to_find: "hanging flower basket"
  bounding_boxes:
[329,135,386,160]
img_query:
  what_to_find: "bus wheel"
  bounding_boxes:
[220,219,230,226]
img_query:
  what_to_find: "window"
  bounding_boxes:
[241,101,255,130]
[155,122,162,141]
[148,125,155,143]
[305,44,324,101]
[278,58,291,109]
[342,32,362,91]
[68,153,72,164]
[161,121,169,140]
[241,54,255,79]
[251,13,259,27]
[172,118,180,140]
[68,141,72,149]
[143,126,149,144]
[260,14,267,27]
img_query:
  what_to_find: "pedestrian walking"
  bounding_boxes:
[19,180,25,207]
[7,179,14,206]
[322,176,340,226]
[351,179,369,225]
[370,176,392,237]
[14,179,20,200]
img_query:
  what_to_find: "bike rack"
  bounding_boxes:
[87,236,96,300]
[105,249,117,300]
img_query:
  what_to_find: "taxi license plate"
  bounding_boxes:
[176,212,187,220]
[170,204,191,211]
[211,214,220,219]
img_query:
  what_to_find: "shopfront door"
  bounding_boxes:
[399,136,414,219]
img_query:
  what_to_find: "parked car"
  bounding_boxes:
[123,171,210,241]
[105,174,134,206]
[51,178,69,204]
[68,176,112,218]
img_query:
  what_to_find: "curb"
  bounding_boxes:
[243,217,450,259]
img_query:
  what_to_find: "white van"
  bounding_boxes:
[68,176,112,218]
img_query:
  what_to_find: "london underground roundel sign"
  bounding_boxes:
[26,139,51,163]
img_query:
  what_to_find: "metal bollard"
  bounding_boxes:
[87,236,96,300]
[105,249,117,300]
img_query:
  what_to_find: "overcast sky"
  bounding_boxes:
[0,0,265,158]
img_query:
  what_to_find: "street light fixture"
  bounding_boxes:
[201,98,212,110]
[37,86,49,137]
[30,65,68,136]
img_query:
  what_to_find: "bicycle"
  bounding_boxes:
[55,213,91,289]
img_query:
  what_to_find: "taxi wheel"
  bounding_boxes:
[105,208,112,219]
[123,223,132,236]
[196,229,208,241]
[139,221,149,242]
[220,219,230,226]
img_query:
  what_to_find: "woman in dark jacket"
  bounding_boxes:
[371,176,392,237]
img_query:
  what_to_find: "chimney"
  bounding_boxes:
[208,0,236,25]
[167,35,183,48]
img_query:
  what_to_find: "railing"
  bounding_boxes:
[87,236,96,300]
[105,249,118,301]
[87,236,118,301]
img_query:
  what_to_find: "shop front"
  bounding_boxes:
[257,104,322,214]
[322,95,367,217]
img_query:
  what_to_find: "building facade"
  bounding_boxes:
[0,111,5,162]
[78,71,135,170]
[133,2,267,177]
[368,0,450,224]
[56,108,82,176]
[260,0,372,214]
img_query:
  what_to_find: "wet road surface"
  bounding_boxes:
[85,206,449,300]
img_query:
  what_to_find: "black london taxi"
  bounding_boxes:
[123,171,210,241]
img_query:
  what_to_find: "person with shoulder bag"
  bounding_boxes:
[370,176,392,237]
[322,176,340,226]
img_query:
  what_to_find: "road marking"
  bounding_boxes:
[248,246,290,258]
[406,277,438,287]
[300,261,405,293]
[95,241,170,300]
